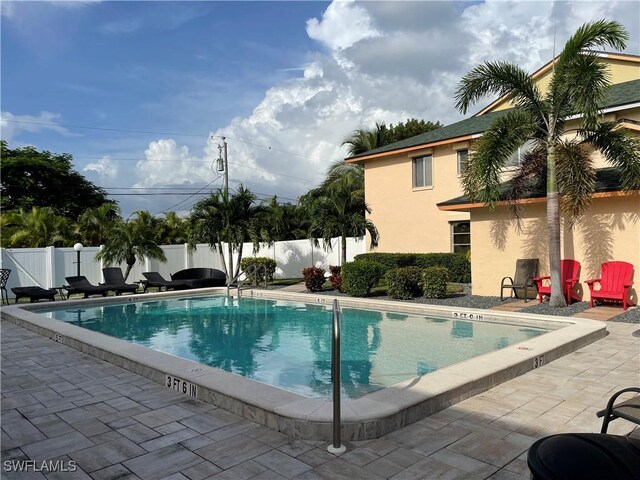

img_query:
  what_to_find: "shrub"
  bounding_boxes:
[342,260,384,297]
[240,257,277,285]
[303,267,325,292]
[328,265,343,292]
[421,267,449,299]
[354,252,470,283]
[385,267,424,300]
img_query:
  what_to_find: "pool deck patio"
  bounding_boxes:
[2,319,638,480]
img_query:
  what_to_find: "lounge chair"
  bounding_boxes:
[65,276,110,298]
[102,267,139,295]
[500,258,539,302]
[142,272,189,292]
[597,387,640,433]
[533,259,581,304]
[585,261,634,310]
[0,268,10,305]
[11,286,57,303]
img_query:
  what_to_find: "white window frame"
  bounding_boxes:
[412,155,433,189]
[506,140,536,167]
[456,149,468,175]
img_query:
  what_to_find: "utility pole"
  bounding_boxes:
[222,136,229,201]
[217,136,233,285]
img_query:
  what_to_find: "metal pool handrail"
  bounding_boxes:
[227,264,268,297]
[327,299,346,454]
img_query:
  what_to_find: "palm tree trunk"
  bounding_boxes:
[124,263,133,282]
[217,241,229,282]
[234,243,243,280]
[227,242,234,286]
[547,141,567,307]
[341,235,347,265]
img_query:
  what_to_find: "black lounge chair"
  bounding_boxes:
[500,258,539,302]
[141,272,189,292]
[102,267,139,295]
[65,276,110,298]
[597,387,640,433]
[0,268,10,305]
[11,286,57,303]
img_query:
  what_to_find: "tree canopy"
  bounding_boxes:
[342,118,442,156]
[0,140,113,219]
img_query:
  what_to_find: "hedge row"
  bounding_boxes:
[240,257,277,284]
[354,252,470,283]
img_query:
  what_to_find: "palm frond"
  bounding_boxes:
[580,122,640,191]
[454,62,543,115]
[556,20,627,66]
[505,147,547,229]
[556,140,597,225]
[549,20,627,120]
[462,109,537,206]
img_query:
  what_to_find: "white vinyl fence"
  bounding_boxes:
[0,237,366,298]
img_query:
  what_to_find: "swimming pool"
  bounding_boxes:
[41,294,548,398]
[2,289,607,440]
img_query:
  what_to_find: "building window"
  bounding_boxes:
[413,155,432,188]
[506,140,536,167]
[451,221,470,253]
[457,149,468,175]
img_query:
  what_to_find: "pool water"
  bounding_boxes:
[43,295,548,398]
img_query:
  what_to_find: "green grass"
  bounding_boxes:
[268,278,304,286]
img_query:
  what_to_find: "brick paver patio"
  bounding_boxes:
[2,319,638,479]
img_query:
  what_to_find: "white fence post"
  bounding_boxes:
[45,246,55,288]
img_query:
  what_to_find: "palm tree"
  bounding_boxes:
[1,206,71,247]
[188,185,266,283]
[155,211,188,245]
[74,202,120,246]
[96,210,167,281]
[455,20,640,307]
[342,123,389,156]
[302,161,379,264]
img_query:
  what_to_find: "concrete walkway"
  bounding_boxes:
[2,320,638,480]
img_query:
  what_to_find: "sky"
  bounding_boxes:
[2,0,639,217]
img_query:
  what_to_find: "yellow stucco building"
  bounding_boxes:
[347,52,640,301]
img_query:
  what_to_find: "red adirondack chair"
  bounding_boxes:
[533,259,581,305]
[585,261,635,311]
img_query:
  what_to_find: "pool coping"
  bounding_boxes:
[1,288,607,441]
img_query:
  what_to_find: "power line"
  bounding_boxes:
[4,119,315,159]
[3,119,216,139]
[74,154,315,184]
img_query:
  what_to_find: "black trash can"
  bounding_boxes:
[527,433,640,480]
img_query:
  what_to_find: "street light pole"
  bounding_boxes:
[73,243,84,277]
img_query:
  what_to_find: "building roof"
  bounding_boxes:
[436,168,628,210]
[348,79,640,162]
[474,51,640,116]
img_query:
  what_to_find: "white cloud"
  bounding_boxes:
[127,0,638,215]
[306,0,382,51]
[134,139,216,189]
[1,0,100,19]
[83,156,119,180]
[0,111,76,143]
